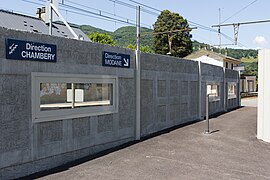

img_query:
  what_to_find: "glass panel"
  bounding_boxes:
[40,83,72,111]
[74,83,113,108]
[40,82,113,111]
[228,82,237,98]
[207,84,220,101]
[207,84,219,97]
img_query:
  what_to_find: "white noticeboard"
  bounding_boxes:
[67,89,84,102]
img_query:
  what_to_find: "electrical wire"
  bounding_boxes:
[221,0,259,23]
[64,0,132,23]
[25,0,153,28]
[22,0,136,26]
[220,32,247,47]
[108,0,159,16]
[128,0,161,12]
[109,0,221,35]
[61,0,152,27]
[21,0,245,47]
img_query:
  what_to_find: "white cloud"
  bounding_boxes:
[254,36,268,46]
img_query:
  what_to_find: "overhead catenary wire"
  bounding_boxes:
[221,0,259,24]
[110,0,219,34]
[108,0,159,16]
[63,0,143,26]
[128,0,161,13]
[22,0,244,47]
[27,0,153,28]
[109,0,230,40]
[24,0,152,28]
[21,0,133,30]
[220,32,247,47]
[60,0,153,28]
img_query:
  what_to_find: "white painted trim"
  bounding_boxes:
[31,72,118,123]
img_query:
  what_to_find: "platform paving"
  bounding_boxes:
[31,101,270,180]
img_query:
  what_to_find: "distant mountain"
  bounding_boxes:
[192,40,258,59]
[80,25,112,36]
[80,25,153,48]
[80,25,258,59]
[113,26,153,47]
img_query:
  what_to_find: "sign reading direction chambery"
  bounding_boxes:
[6,38,57,62]
[102,51,130,68]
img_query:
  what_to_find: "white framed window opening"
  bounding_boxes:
[32,72,118,122]
[228,82,237,99]
[207,83,220,101]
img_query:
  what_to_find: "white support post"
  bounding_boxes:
[135,6,141,140]
[50,3,78,39]
[48,0,52,35]
[257,49,270,142]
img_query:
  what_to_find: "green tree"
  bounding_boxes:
[88,32,116,46]
[126,44,154,53]
[153,10,192,57]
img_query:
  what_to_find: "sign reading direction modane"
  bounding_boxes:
[6,39,57,62]
[102,51,130,68]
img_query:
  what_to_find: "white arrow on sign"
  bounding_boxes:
[123,58,129,67]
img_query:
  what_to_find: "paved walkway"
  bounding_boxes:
[241,97,258,107]
[36,100,270,180]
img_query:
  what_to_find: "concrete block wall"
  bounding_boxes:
[201,63,225,116]
[225,69,240,110]
[0,27,240,179]
[200,64,240,116]
[140,53,199,136]
[0,27,136,179]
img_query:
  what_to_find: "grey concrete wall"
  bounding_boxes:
[200,63,240,117]
[0,27,136,179]
[201,63,225,116]
[140,53,199,136]
[0,27,240,179]
[225,69,240,110]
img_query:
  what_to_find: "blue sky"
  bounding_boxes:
[1,0,269,49]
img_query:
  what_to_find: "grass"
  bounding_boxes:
[241,57,258,63]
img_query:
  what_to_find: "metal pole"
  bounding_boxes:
[223,67,227,112]
[72,83,75,108]
[48,0,52,35]
[238,70,241,106]
[198,61,202,120]
[135,5,141,140]
[218,8,221,51]
[205,94,210,134]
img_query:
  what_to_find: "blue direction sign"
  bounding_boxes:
[5,38,57,62]
[102,51,130,68]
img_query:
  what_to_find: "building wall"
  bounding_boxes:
[240,76,257,93]
[140,53,199,136]
[224,59,240,70]
[0,27,240,179]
